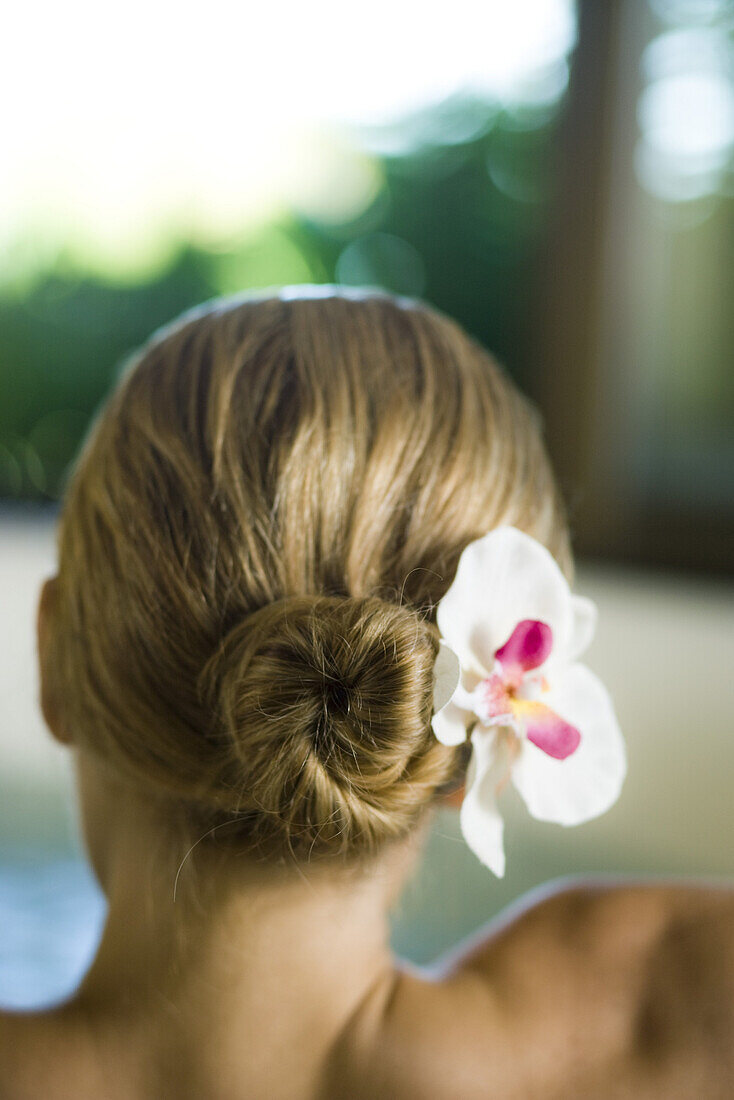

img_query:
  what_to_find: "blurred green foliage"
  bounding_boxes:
[0,100,560,500]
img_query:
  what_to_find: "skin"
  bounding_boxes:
[0,578,732,1099]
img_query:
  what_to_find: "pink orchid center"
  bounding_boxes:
[479,619,581,761]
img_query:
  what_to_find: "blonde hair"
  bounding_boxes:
[50,288,572,861]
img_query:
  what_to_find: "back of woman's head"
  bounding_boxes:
[50,287,572,862]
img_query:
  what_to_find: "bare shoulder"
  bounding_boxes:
[331,879,734,1100]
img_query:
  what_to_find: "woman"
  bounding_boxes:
[1,288,732,1098]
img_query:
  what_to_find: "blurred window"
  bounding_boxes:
[3,1,730,575]
[537,0,733,574]
[0,0,577,503]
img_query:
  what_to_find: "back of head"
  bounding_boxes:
[50,287,571,862]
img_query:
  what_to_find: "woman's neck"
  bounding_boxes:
[70,803,424,1078]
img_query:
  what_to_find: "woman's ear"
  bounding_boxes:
[37,574,73,745]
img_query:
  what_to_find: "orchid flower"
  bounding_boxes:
[431,526,626,877]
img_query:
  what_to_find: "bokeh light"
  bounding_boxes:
[636,4,733,203]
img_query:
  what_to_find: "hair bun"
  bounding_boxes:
[196,594,456,858]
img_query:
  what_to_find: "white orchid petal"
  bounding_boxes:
[436,526,573,677]
[431,699,470,746]
[433,640,462,713]
[511,664,626,826]
[567,595,598,663]
[459,730,508,876]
